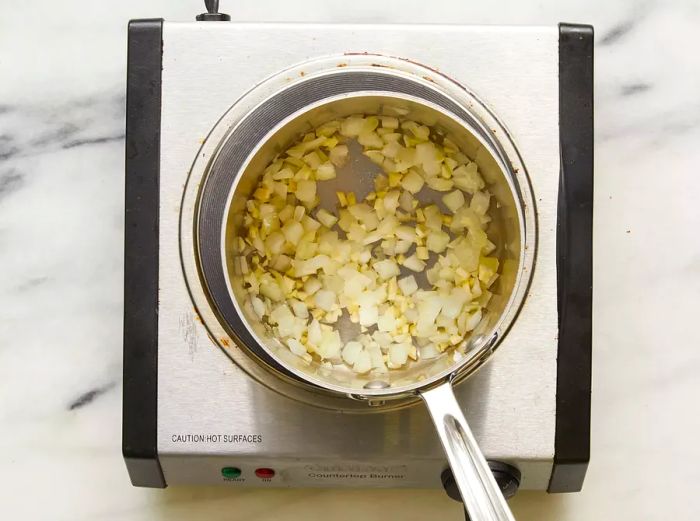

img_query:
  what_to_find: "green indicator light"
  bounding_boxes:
[221,467,242,479]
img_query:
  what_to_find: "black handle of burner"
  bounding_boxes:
[441,462,521,520]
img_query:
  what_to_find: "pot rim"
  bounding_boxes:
[181,54,537,401]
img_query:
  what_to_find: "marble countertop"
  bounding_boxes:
[1,0,699,519]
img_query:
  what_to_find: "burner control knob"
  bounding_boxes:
[196,0,231,21]
[441,460,521,505]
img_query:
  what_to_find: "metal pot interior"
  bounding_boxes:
[220,93,528,396]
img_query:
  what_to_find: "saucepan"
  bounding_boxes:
[189,57,536,521]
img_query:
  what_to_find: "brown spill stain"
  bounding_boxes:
[336,63,348,68]
[221,338,230,347]
[401,56,441,73]
[299,71,306,77]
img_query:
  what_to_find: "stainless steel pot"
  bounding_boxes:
[184,55,536,521]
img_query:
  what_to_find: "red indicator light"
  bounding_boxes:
[255,468,275,479]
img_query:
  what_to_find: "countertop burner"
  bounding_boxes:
[123,17,592,500]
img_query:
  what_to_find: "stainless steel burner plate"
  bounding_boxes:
[122,20,593,494]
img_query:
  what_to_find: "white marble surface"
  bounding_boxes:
[1,0,699,519]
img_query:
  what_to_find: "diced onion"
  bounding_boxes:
[318,328,342,360]
[419,343,440,360]
[442,190,465,213]
[341,117,367,137]
[427,230,450,253]
[265,231,285,254]
[383,190,401,213]
[316,208,338,228]
[353,350,372,373]
[342,341,363,365]
[464,310,482,332]
[401,169,424,193]
[329,145,349,167]
[452,162,485,194]
[398,275,418,296]
[290,299,309,319]
[250,296,265,318]
[373,259,400,280]
[238,112,499,374]
[403,254,426,272]
[295,179,316,202]
[394,240,412,255]
[287,338,307,356]
[260,280,284,302]
[426,177,453,191]
[314,289,336,311]
[470,191,490,215]
[358,132,384,149]
[388,343,410,367]
[394,225,415,242]
[380,116,399,129]
[304,278,322,295]
[316,162,337,180]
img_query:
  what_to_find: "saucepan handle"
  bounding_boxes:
[421,382,516,521]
